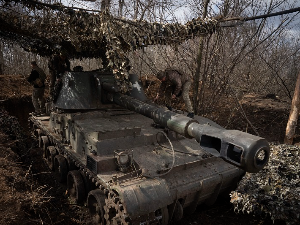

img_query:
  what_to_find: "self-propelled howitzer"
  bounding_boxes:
[29,71,269,224]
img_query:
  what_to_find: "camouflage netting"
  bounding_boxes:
[230,144,300,225]
[0,0,219,92]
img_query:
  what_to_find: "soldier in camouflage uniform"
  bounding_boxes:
[48,51,71,101]
[155,68,194,118]
[27,61,46,116]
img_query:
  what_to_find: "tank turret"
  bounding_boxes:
[30,71,269,224]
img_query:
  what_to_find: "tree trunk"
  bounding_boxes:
[118,0,124,17]
[0,42,4,74]
[284,72,300,145]
[101,0,111,12]
[192,0,210,114]
[134,0,139,20]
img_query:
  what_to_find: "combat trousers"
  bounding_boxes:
[182,81,193,113]
[49,70,56,93]
[32,87,45,114]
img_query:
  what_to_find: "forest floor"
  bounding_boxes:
[0,75,294,224]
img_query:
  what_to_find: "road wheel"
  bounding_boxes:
[40,136,49,158]
[157,207,169,225]
[54,155,68,183]
[67,170,86,204]
[87,189,106,225]
[46,146,57,171]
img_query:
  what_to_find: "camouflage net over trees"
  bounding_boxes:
[0,0,218,92]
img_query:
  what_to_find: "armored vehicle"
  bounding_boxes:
[29,71,270,224]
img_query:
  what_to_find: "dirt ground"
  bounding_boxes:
[0,75,292,224]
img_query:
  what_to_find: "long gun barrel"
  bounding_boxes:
[110,91,269,173]
[54,72,270,173]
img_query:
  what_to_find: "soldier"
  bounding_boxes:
[154,68,194,118]
[27,61,46,116]
[48,51,71,100]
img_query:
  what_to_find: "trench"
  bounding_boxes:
[0,96,34,131]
